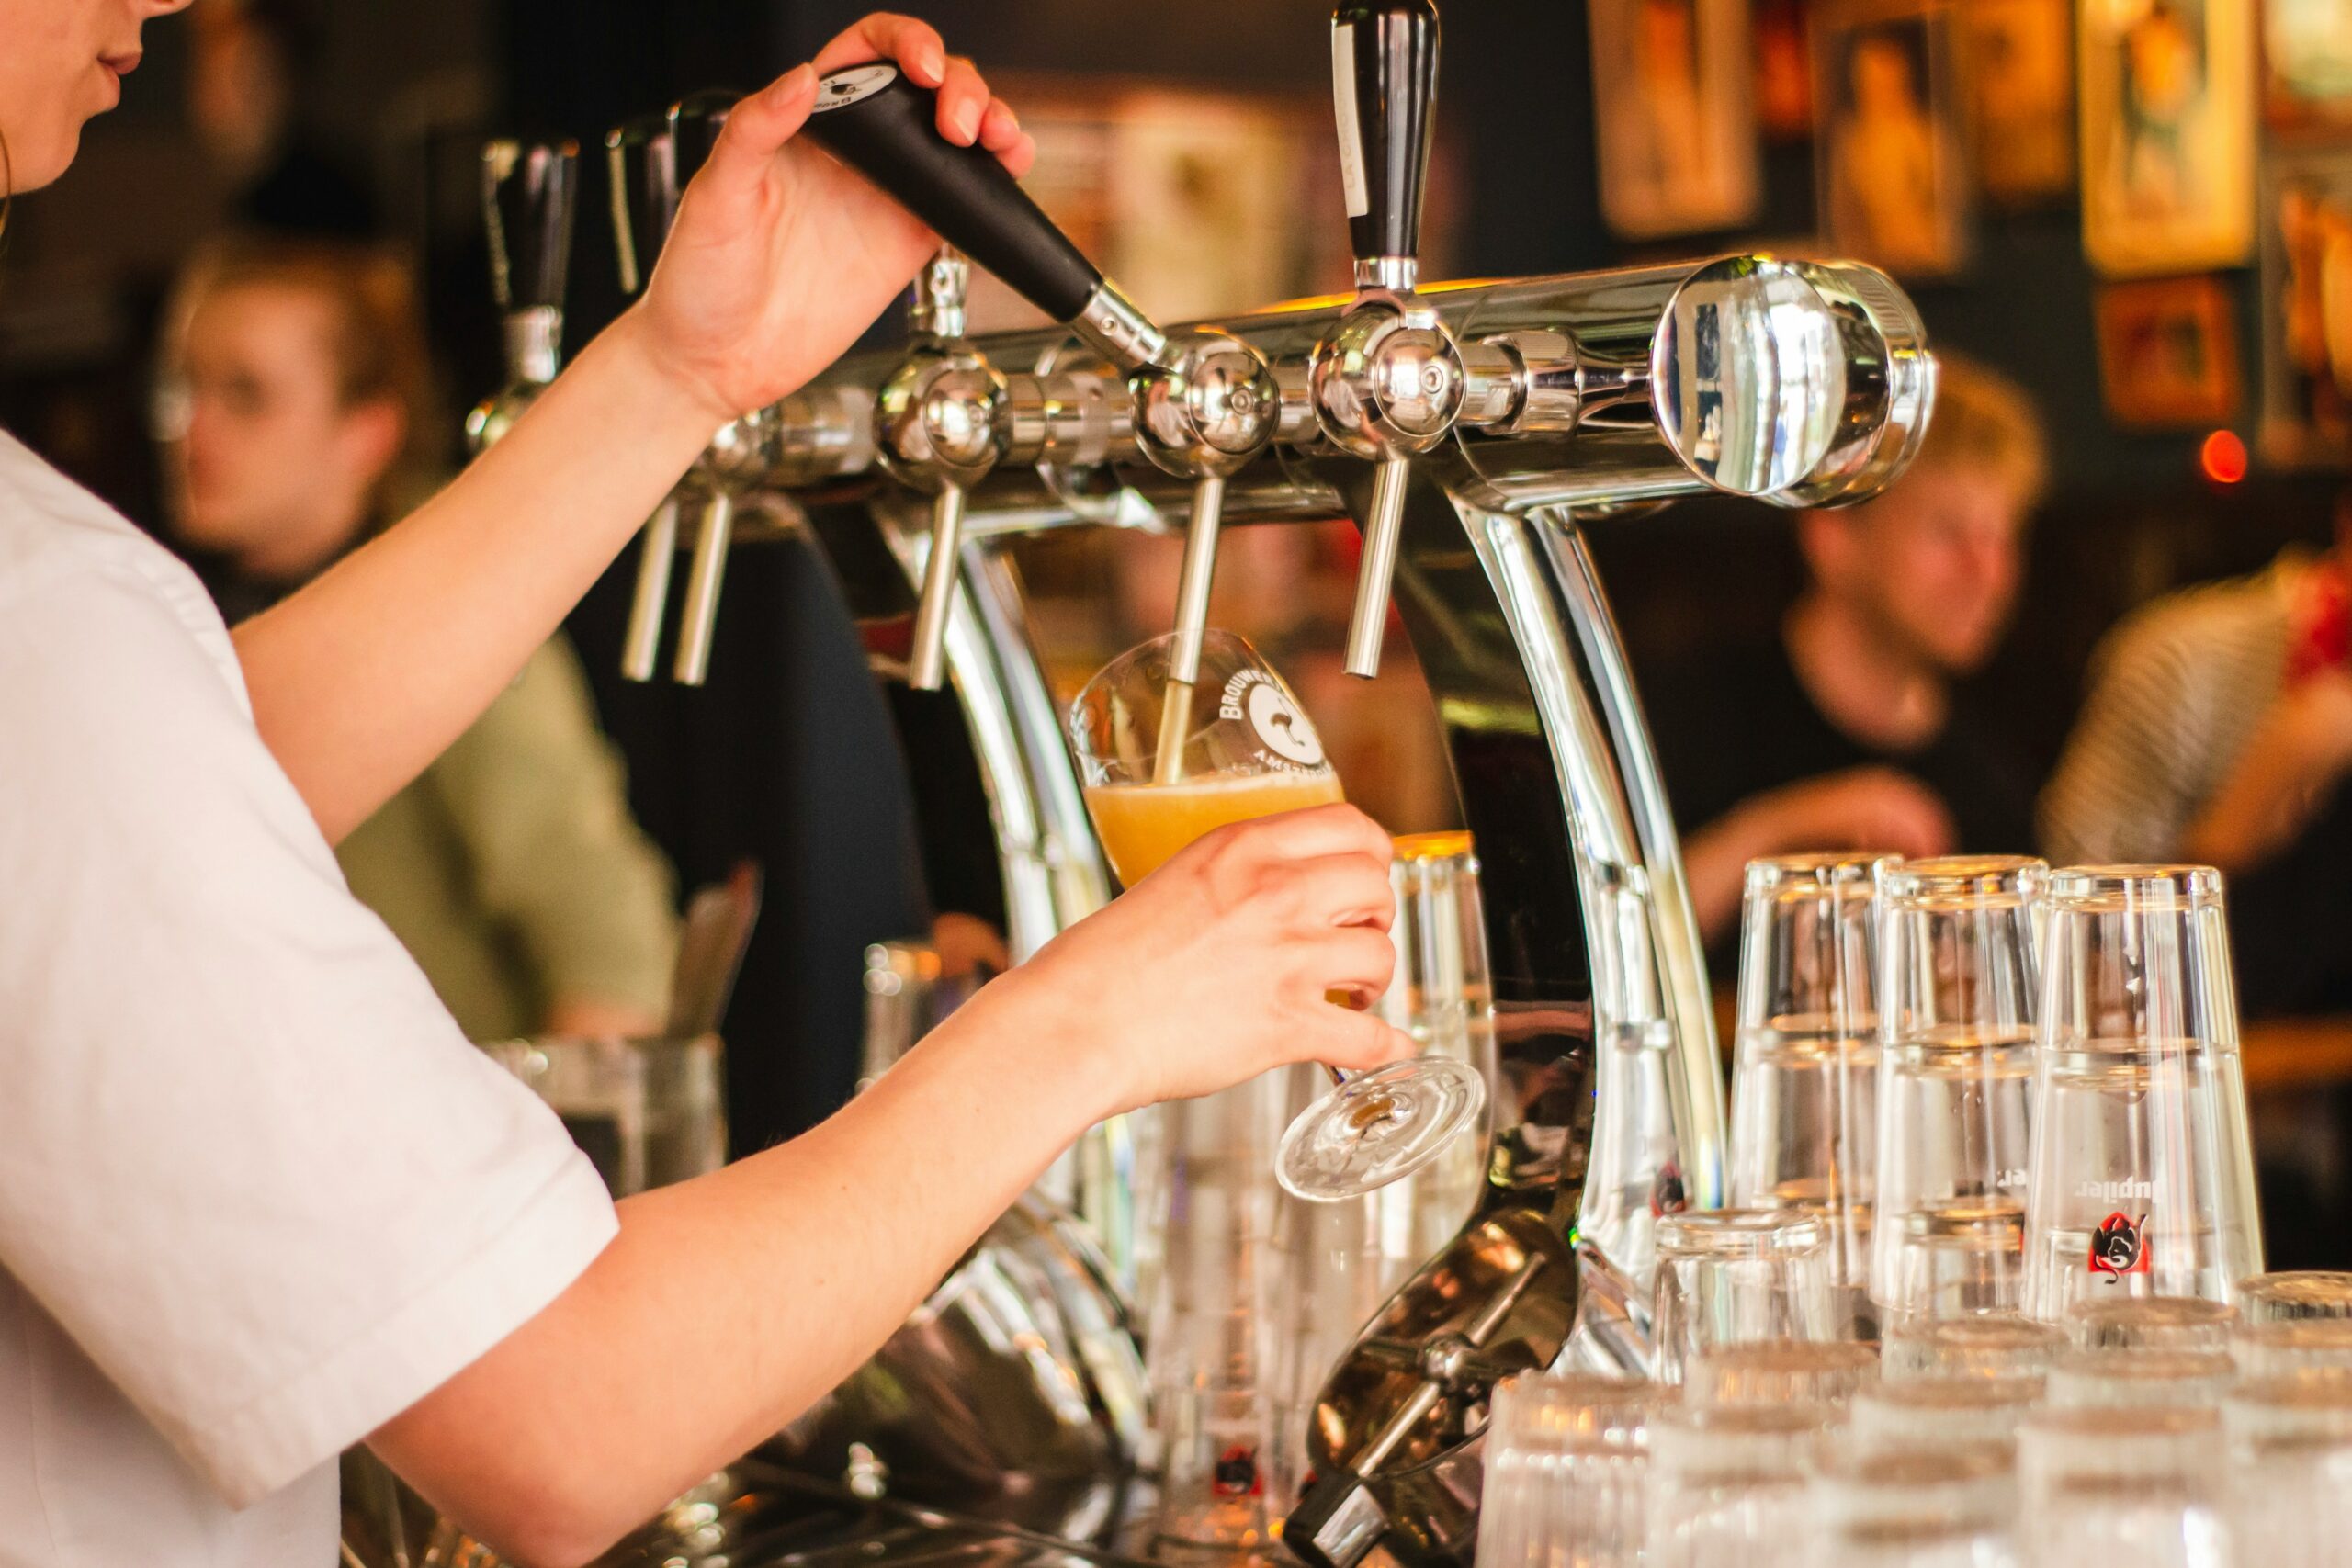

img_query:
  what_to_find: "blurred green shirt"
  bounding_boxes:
[336,636,679,1042]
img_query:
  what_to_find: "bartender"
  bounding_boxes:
[0,7,1416,1566]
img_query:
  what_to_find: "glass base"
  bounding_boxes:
[1274,1057,1487,1201]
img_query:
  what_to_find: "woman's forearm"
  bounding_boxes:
[370,964,1113,1567]
[232,310,727,843]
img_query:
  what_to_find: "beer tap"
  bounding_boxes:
[664,91,780,686]
[800,65,1283,698]
[605,95,781,685]
[606,111,687,682]
[1313,0,1462,679]
[873,244,1004,691]
[465,138,578,453]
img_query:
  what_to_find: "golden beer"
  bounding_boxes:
[1083,769,1346,886]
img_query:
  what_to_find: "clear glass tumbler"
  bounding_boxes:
[2069,1295,2235,1351]
[2233,1319,2352,1378]
[1882,1314,2066,1381]
[2236,1271,2352,1324]
[2044,1347,2236,1409]
[1685,1339,1880,1409]
[2016,1406,2228,1568]
[1647,1403,1840,1568]
[1651,1209,1839,1387]
[1850,1374,2044,1451]
[2019,867,2263,1325]
[1817,1446,2020,1568]
[1476,1372,1657,1568]
[1871,857,2042,1322]
[1731,853,1888,1335]
[2225,1374,2352,1562]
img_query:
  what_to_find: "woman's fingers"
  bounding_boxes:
[934,56,991,144]
[703,64,818,188]
[1302,923,1401,1003]
[1309,1001,1420,1075]
[1282,852,1402,931]
[811,12,947,84]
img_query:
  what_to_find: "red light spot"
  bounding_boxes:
[2200,430,2249,485]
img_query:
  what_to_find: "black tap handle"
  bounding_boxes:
[605,113,677,298]
[802,63,1102,324]
[670,87,743,186]
[482,139,578,312]
[1331,0,1439,271]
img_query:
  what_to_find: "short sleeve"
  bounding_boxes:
[0,564,618,1507]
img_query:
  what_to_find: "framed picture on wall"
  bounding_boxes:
[1959,0,2075,204]
[1815,0,1972,277]
[2094,276,2243,428]
[1754,0,1815,140]
[2079,0,2256,277]
[2258,146,2352,469]
[1590,0,1763,239]
[2266,0,2352,134]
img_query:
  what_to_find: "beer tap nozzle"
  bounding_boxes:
[609,113,686,684]
[1312,0,1461,680]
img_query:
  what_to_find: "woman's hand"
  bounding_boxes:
[628,14,1035,425]
[980,804,1419,1117]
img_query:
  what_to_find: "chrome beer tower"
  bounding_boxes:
[582,3,1934,1561]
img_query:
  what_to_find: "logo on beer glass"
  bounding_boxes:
[1213,1444,1262,1498]
[1222,669,1325,770]
[2088,1211,2151,1278]
[1649,1160,1689,1217]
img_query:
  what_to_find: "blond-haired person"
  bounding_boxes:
[1646,359,2052,943]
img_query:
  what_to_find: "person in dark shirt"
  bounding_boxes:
[1645,358,2049,945]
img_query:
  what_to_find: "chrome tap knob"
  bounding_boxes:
[875,249,1009,692]
[466,137,578,452]
[1313,0,1459,679]
[1132,329,1283,689]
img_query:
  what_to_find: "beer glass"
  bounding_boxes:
[2069,1295,2235,1352]
[2237,1270,2352,1324]
[1851,1375,2043,1450]
[1882,1314,2065,1381]
[2017,1406,2227,1568]
[2045,1347,2236,1408]
[1651,1209,1838,1387]
[1068,630,1486,1202]
[1730,853,1888,1333]
[2019,867,2262,1325]
[1871,857,2042,1322]
[1476,1373,1658,1568]
[1685,1339,1879,1408]
[2225,1375,2352,1564]
[1816,1447,2019,1568]
[1647,1403,1840,1568]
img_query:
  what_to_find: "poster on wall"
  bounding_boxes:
[2078,0,2256,277]
[2095,276,2243,428]
[1815,0,1972,277]
[1590,0,1763,239]
[1754,0,1816,140]
[2258,146,2352,469]
[1960,0,2076,203]
[2267,0,2352,133]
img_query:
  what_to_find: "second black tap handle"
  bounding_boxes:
[671,88,742,186]
[803,63,1102,328]
[483,139,578,313]
[1332,0,1440,283]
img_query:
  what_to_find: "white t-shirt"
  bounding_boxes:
[0,432,620,1565]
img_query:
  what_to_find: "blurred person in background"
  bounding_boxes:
[1645,358,2049,947]
[187,0,377,237]
[156,233,680,1041]
[2042,488,2352,1018]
